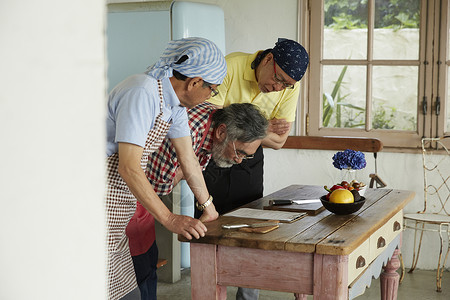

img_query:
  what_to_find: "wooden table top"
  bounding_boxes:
[179,185,415,256]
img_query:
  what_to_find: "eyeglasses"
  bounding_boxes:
[209,86,219,97]
[273,60,295,89]
[232,141,254,160]
[202,80,219,97]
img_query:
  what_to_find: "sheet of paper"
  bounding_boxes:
[223,208,306,223]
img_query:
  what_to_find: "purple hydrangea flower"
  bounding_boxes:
[332,149,367,170]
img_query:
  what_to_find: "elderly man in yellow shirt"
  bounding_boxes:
[199,38,309,300]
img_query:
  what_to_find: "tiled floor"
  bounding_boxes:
[157,268,449,299]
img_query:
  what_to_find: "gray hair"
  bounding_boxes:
[212,103,268,142]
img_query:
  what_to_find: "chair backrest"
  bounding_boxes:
[421,137,450,216]
[282,136,386,188]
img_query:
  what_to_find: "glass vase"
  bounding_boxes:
[340,168,358,184]
[340,168,367,196]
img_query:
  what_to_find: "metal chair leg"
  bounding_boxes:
[399,252,405,283]
[436,224,450,292]
[409,221,425,273]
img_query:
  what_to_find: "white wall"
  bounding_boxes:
[0,1,107,299]
[185,0,299,54]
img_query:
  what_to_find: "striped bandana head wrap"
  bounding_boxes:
[147,37,227,85]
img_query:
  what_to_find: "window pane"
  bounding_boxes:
[322,65,366,128]
[373,0,420,60]
[323,0,367,60]
[372,66,418,131]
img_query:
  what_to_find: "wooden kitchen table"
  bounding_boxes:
[179,185,415,300]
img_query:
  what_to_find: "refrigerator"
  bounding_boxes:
[106,1,225,91]
[106,0,226,282]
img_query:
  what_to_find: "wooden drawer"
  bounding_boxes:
[348,211,403,283]
[369,210,403,261]
[348,238,370,283]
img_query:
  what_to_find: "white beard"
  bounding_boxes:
[211,138,237,168]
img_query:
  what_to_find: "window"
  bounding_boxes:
[303,0,450,149]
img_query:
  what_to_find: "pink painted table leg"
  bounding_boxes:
[190,243,227,300]
[380,248,401,300]
[313,253,349,300]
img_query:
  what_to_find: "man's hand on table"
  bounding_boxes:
[164,213,208,240]
[199,203,219,223]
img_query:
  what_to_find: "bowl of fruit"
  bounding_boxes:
[320,181,366,215]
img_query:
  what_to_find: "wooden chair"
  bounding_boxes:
[282,136,386,187]
[403,136,450,292]
[282,136,383,153]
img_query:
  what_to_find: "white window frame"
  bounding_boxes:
[298,0,450,150]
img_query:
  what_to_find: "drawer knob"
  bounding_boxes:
[377,236,386,248]
[393,221,401,232]
[356,256,366,269]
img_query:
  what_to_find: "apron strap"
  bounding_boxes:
[197,109,216,150]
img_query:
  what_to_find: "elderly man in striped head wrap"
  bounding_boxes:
[105,37,226,300]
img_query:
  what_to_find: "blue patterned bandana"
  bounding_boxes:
[272,38,309,81]
[147,37,227,85]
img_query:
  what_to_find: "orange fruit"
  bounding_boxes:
[329,189,354,204]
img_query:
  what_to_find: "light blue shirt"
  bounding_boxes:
[106,75,189,156]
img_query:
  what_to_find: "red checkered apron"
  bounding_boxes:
[105,80,171,300]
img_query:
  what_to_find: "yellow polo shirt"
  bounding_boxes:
[207,51,300,122]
